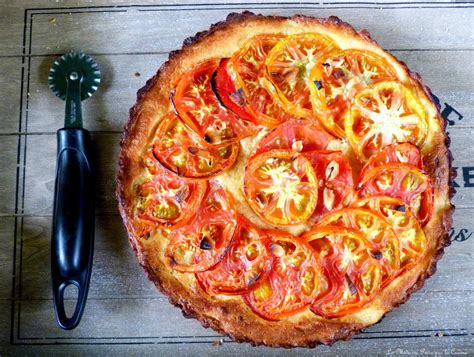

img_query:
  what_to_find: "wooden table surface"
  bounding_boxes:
[0,0,473,355]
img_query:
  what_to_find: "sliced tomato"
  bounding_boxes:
[309,50,396,138]
[228,34,295,127]
[265,33,338,118]
[172,59,255,144]
[304,226,382,318]
[152,112,239,179]
[253,120,332,156]
[358,163,434,226]
[244,232,327,320]
[352,196,428,274]
[196,216,273,295]
[165,182,237,272]
[317,207,400,283]
[302,150,354,218]
[212,58,255,122]
[345,81,428,162]
[359,142,422,182]
[134,152,207,235]
[244,149,318,225]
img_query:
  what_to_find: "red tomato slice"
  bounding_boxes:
[244,149,318,225]
[304,226,382,318]
[344,81,428,162]
[134,151,207,235]
[359,142,422,182]
[253,120,332,156]
[358,163,434,226]
[152,112,239,179]
[196,216,273,295]
[244,232,327,320]
[265,33,338,118]
[165,182,237,272]
[302,150,354,218]
[172,59,256,144]
[317,207,400,284]
[212,58,255,122]
[309,50,397,138]
[352,196,428,274]
[229,34,295,127]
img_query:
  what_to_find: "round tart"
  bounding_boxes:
[117,12,454,347]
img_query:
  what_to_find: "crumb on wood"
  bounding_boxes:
[435,332,444,337]
[134,72,141,77]
[212,338,224,347]
[49,17,56,25]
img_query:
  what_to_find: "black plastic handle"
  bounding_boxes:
[52,128,94,330]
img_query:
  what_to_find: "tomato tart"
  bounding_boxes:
[117,12,454,347]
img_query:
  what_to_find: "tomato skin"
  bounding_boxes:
[229,34,295,127]
[309,50,397,138]
[253,120,332,156]
[302,150,354,219]
[358,163,434,226]
[344,81,428,162]
[265,33,338,118]
[165,182,237,272]
[173,59,256,145]
[134,151,207,235]
[244,149,319,226]
[359,143,422,182]
[196,216,273,295]
[244,231,327,320]
[304,225,383,318]
[152,112,239,179]
[212,58,255,122]
[352,196,428,275]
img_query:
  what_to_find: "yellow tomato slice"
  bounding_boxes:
[265,33,338,118]
[345,81,428,162]
[352,196,428,274]
[309,49,397,138]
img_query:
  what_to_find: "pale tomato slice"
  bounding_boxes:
[244,150,318,225]
[196,216,273,295]
[303,150,354,218]
[359,142,422,182]
[317,207,400,283]
[229,34,295,127]
[309,50,396,138]
[165,182,237,272]
[265,33,338,118]
[345,81,428,162]
[358,163,434,226]
[304,226,382,318]
[244,232,327,320]
[352,196,428,274]
[172,59,256,144]
[254,120,332,156]
[133,151,207,235]
[152,112,239,179]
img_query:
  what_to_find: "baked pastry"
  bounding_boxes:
[116,12,454,347]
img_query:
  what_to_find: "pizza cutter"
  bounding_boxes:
[48,52,100,330]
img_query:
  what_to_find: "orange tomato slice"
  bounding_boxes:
[265,33,338,118]
[244,149,318,225]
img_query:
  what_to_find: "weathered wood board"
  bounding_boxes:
[0,1,473,355]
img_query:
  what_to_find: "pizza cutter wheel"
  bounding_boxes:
[48,52,100,330]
